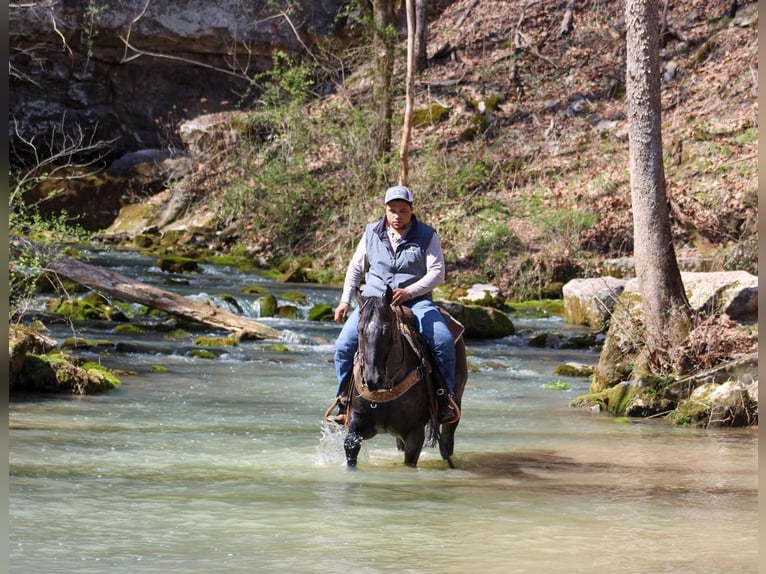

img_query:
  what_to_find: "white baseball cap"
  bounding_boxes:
[384,185,413,204]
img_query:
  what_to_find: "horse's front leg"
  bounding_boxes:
[344,430,363,468]
[344,410,365,468]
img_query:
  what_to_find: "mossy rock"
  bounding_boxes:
[259,294,278,317]
[242,285,270,295]
[150,364,169,373]
[18,352,120,394]
[193,335,237,347]
[438,302,514,339]
[53,298,105,321]
[569,393,607,410]
[157,255,199,273]
[189,349,217,359]
[61,337,115,350]
[277,305,299,319]
[308,304,334,321]
[265,343,290,352]
[411,102,450,127]
[281,291,308,305]
[114,324,145,335]
[553,362,594,377]
[80,361,122,392]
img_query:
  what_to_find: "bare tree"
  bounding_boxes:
[398,0,416,185]
[414,0,428,72]
[625,0,691,372]
[370,0,396,162]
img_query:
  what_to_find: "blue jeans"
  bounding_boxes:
[334,298,456,397]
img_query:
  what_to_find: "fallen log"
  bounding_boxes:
[48,256,284,339]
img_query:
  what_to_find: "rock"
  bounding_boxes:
[553,362,594,377]
[562,276,626,328]
[437,301,514,339]
[178,112,248,156]
[9,326,58,390]
[676,379,759,427]
[458,283,505,308]
[10,1,350,159]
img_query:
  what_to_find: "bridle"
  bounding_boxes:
[354,300,429,403]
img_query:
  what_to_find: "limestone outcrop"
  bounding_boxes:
[10,1,349,161]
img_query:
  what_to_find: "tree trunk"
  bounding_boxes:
[625,0,691,372]
[399,0,416,185]
[48,257,284,339]
[371,0,395,162]
[414,0,428,72]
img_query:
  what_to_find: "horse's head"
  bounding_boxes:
[357,286,398,392]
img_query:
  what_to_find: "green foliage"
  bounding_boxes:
[9,198,89,322]
[81,1,104,61]
[470,222,522,280]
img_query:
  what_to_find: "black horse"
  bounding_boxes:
[343,286,467,468]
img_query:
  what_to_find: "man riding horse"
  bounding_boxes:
[328,185,459,425]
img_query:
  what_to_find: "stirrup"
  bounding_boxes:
[435,388,460,424]
[324,395,348,426]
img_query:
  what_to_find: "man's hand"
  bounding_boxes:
[334,302,350,323]
[391,288,412,306]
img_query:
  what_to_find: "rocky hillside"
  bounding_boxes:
[16,0,758,299]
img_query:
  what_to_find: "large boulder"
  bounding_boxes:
[562,276,626,329]
[437,301,515,339]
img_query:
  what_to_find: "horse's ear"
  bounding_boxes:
[384,285,394,306]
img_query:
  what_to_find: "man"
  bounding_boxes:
[328,184,457,424]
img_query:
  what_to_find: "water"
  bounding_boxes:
[9,251,758,573]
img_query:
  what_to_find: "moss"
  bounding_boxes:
[604,381,635,416]
[150,364,169,373]
[308,304,334,321]
[281,291,308,305]
[157,255,199,273]
[242,285,270,295]
[541,381,571,390]
[569,392,606,409]
[266,343,290,352]
[114,324,145,335]
[61,336,110,350]
[259,294,278,317]
[163,329,191,340]
[411,102,450,127]
[19,353,120,394]
[54,298,104,321]
[80,361,122,391]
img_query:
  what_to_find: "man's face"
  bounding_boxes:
[385,200,413,231]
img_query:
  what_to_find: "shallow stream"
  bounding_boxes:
[9,250,758,573]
